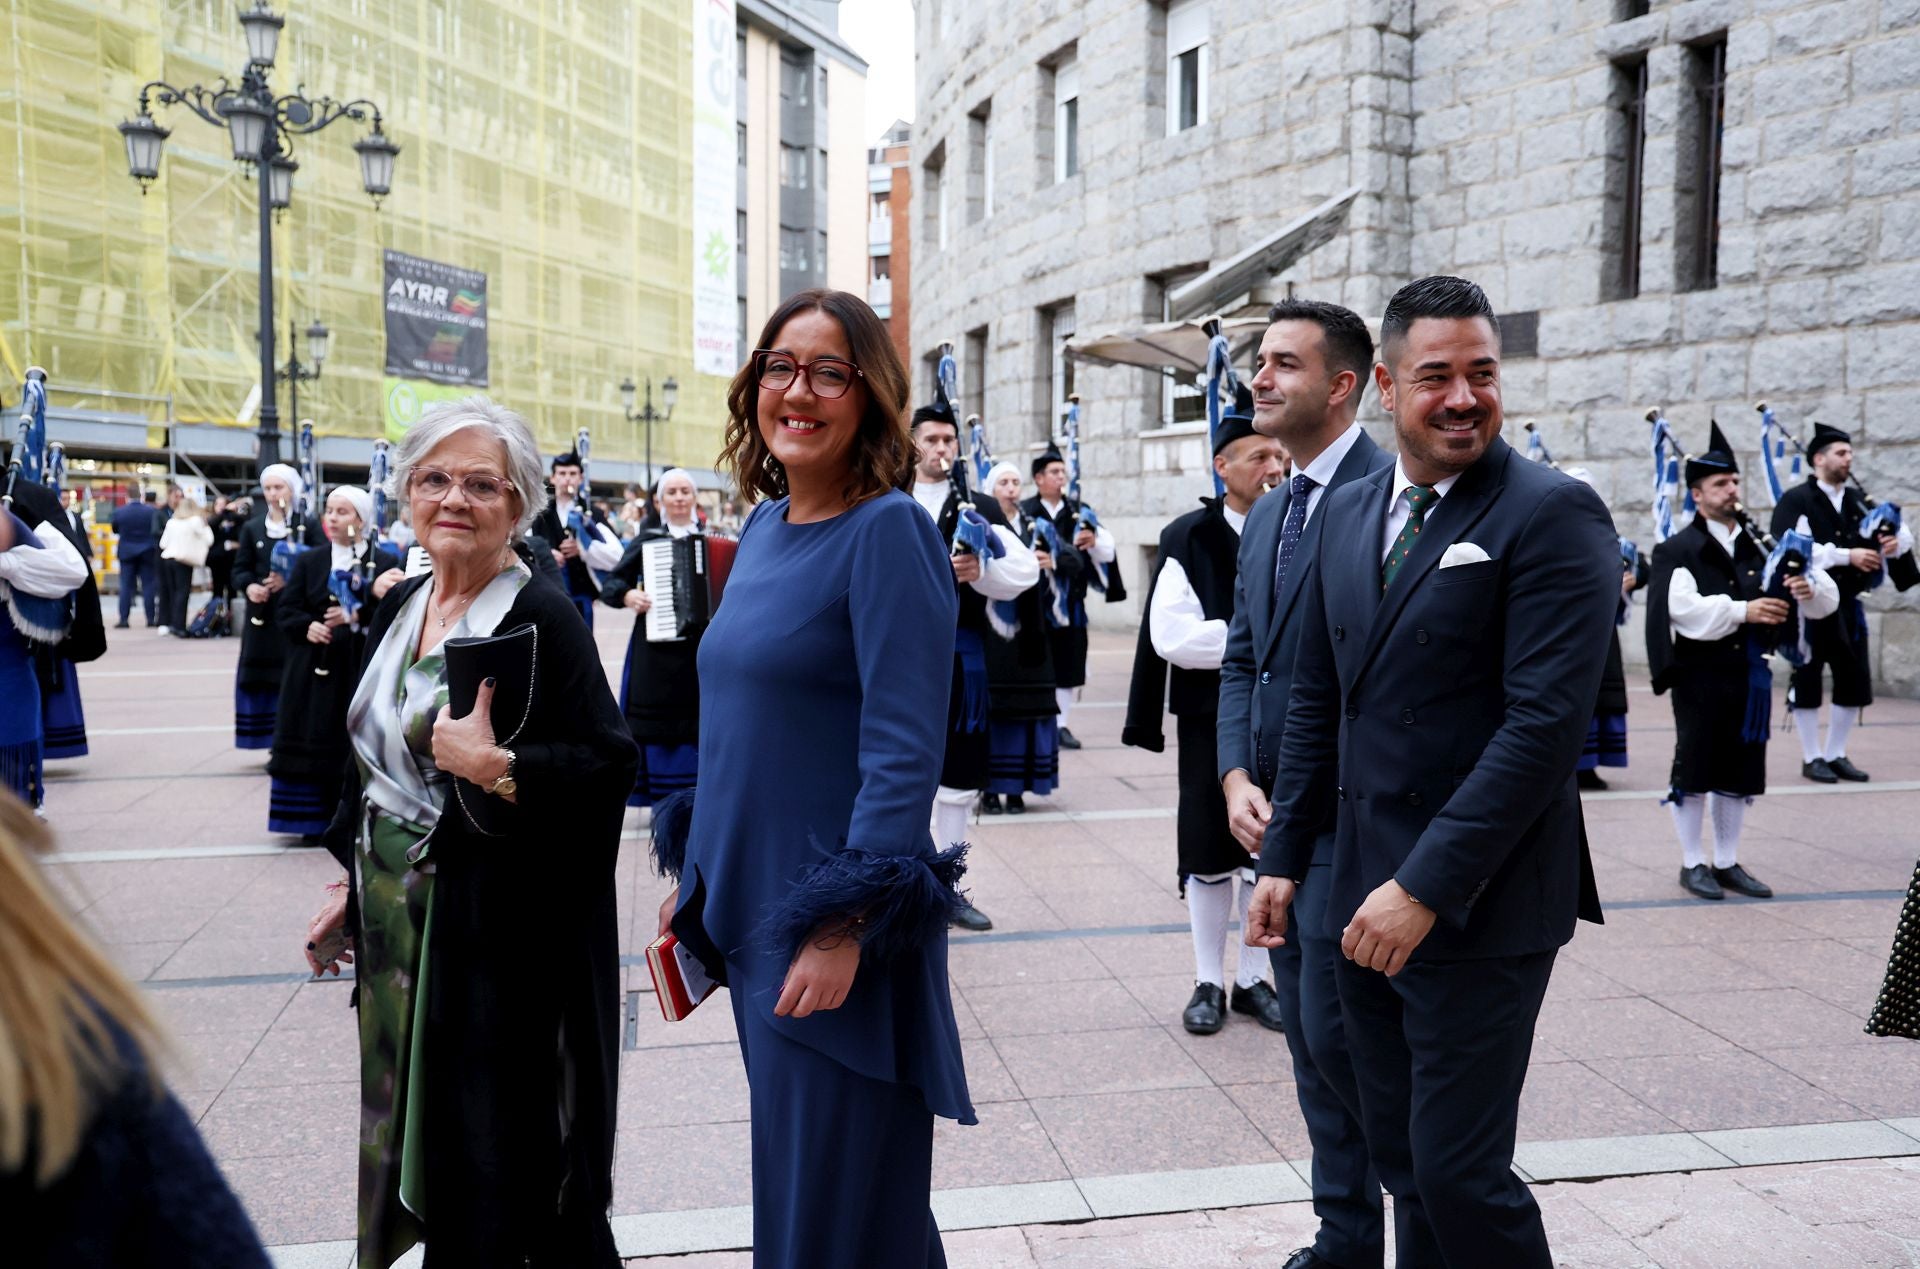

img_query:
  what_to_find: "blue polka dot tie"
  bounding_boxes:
[1382,484,1438,591]
[1271,472,1317,607]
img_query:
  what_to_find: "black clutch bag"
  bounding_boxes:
[443,622,538,836]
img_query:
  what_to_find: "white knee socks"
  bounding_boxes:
[1232,877,1265,989]
[932,786,972,850]
[1708,793,1746,869]
[1187,878,1231,987]
[1055,686,1075,729]
[1792,708,1822,763]
[1824,705,1858,761]
[1670,796,1707,869]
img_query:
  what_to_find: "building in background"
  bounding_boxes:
[912,0,1920,691]
[735,0,868,350]
[868,120,912,365]
[1,0,729,493]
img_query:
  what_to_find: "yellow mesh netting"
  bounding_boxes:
[1,0,725,469]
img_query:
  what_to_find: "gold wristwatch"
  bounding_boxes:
[487,749,518,798]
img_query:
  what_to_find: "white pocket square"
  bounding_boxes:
[1438,542,1493,569]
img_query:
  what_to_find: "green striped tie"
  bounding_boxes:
[1382,485,1438,591]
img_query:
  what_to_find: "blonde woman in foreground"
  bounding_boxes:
[0,791,270,1265]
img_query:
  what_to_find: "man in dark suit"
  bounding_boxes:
[109,487,159,628]
[1217,298,1390,1269]
[1247,276,1618,1268]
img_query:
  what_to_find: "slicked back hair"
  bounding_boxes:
[1379,275,1498,370]
[1263,297,1375,385]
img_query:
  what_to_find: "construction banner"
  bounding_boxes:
[383,250,489,388]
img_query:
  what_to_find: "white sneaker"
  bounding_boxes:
[155,625,170,635]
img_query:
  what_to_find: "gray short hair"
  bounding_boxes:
[388,395,550,536]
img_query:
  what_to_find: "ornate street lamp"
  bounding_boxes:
[278,317,328,430]
[115,3,399,474]
[621,376,679,486]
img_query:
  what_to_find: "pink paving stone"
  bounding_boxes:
[611,1120,755,1213]
[616,1044,751,1128]
[198,1080,360,1161]
[946,936,1114,988]
[1028,1086,1280,1176]
[1655,986,1886,1050]
[965,977,1158,1037]
[993,1026,1211,1099]
[1584,1049,1868,1131]
[1516,1060,1682,1141]
[1219,1081,1314,1159]
[934,1099,1071,1189]
[1533,994,1738,1061]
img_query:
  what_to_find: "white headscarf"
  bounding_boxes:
[259,462,305,509]
[327,484,373,527]
[985,461,1024,499]
[654,467,696,496]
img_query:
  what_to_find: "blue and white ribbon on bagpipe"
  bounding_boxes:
[1616,536,1637,627]
[1201,319,1236,500]
[969,418,994,490]
[368,439,391,544]
[990,515,1070,640]
[1647,408,1690,542]
[327,567,367,626]
[297,420,319,530]
[2,367,73,645]
[1756,402,1801,505]
[937,345,959,411]
[1062,395,1110,596]
[1761,528,1816,670]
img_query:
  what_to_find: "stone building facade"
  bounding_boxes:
[910,0,1920,691]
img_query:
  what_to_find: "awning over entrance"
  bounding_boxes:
[1165,185,1363,322]
[1064,315,1269,375]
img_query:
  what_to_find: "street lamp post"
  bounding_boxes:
[277,318,329,429]
[620,375,679,486]
[116,2,399,476]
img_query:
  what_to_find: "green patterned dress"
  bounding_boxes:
[344,564,528,1269]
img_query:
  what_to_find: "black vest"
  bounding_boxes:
[1122,499,1241,751]
[1646,515,1765,693]
[1770,478,1873,600]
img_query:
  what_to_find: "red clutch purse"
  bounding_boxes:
[646,931,719,1021]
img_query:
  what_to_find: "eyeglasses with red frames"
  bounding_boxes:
[752,350,865,400]
[408,469,517,504]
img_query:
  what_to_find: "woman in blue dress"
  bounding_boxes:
[653,289,974,1268]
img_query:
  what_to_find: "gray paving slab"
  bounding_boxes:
[1075,1161,1310,1218]
[1694,1118,1920,1167]
[1512,1130,1738,1182]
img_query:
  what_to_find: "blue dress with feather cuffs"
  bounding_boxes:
[671,490,974,1267]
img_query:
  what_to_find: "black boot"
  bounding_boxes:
[1005,794,1026,815]
[980,792,1004,815]
[1182,983,1226,1035]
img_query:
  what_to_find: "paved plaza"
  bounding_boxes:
[36,601,1920,1267]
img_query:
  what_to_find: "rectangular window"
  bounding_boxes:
[818,148,828,195]
[780,51,809,105]
[1055,54,1081,182]
[1607,57,1649,300]
[1039,301,1076,443]
[1682,37,1728,291]
[780,225,808,272]
[965,326,988,421]
[968,101,992,223]
[1166,0,1209,136]
[737,32,747,78]
[736,209,747,241]
[923,144,947,251]
[737,121,747,167]
[872,253,890,282]
[779,143,808,189]
[816,229,828,279]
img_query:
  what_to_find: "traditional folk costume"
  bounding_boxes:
[1021,457,1124,747]
[0,503,89,809]
[907,404,1039,861]
[1122,404,1283,1032]
[230,464,308,751]
[1767,422,1919,784]
[1648,428,1839,901]
[267,488,400,838]
[981,462,1080,812]
[600,503,708,808]
[24,481,105,761]
[1581,542,1649,783]
[655,493,975,1269]
[529,465,624,630]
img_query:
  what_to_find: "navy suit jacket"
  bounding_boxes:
[1261,436,1615,961]
[1217,427,1389,869]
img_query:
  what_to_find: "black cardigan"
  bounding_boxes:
[322,571,638,1266]
[230,512,308,692]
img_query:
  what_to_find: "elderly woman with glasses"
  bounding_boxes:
[652,290,973,1268]
[303,396,637,1269]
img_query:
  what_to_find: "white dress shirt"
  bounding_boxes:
[911,480,1040,602]
[0,522,89,598]
[1149,504,1247,670]
[1798,479,1913,571]
[1040,497,1116,564]
[1380,461,1464,562]
[1666,516,1840,642]
[1289,422,1366,532]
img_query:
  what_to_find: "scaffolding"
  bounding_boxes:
[0,0,725,470]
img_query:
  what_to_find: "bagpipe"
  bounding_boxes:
[1201,316,1238,500]
[935,345,1000,562]
[368,438,392,547]
[2,367,76,645]
[1758,400,1904,592]
[1061,393,1113,596]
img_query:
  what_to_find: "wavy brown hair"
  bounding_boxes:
[719,289,913,507]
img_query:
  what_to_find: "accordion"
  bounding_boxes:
[640,534,736,642]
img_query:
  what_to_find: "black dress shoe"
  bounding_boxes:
[1005,794,1026,815]
[950,902,994,932]
[1680,864,1724,900]
[981,792,1004,815]
[1713,864,1774,898]
[1230,980,1287,1033]
[1182,982,1226,1035]
[1828,756,1871,782]
[1058,727,1082,750]
[1576,769,1609,791]
[1281,1249,1346,1269]
[1802,758,1839,784]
